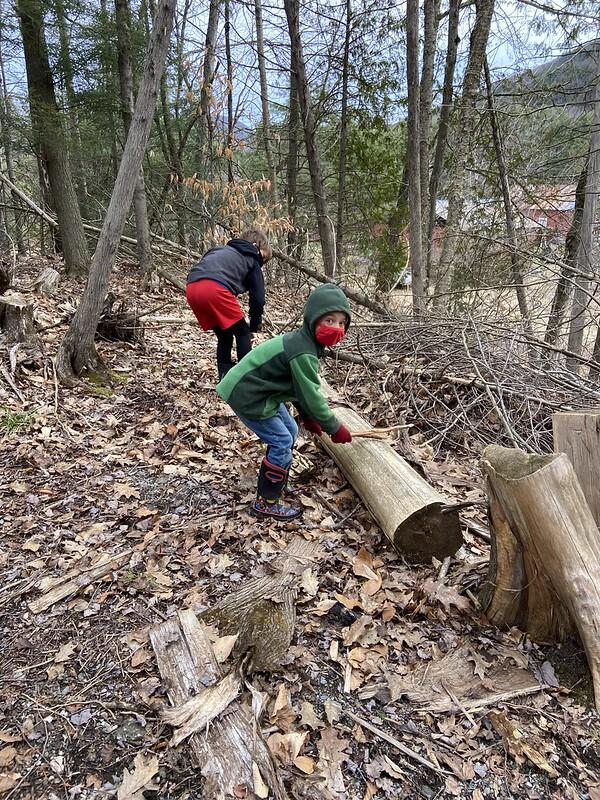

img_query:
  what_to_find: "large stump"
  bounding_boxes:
[480,444,600,709]
[553,409,600,528]
[319,379,462,560]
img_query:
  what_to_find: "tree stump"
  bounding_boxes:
[0,291,36,343]
[480,444,600,709]
[553,409,600,528]
[32,266,60,296]
[319,379,463,560]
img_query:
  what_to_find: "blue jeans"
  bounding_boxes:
[238,404,298,469]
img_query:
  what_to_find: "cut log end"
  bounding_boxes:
[394,503,462,561]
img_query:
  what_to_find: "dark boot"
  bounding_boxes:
[251,458,302,520]
[217,361,235,381]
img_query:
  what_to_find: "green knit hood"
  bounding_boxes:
[302,284,351,341]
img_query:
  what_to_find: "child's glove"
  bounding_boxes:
[331,424,352,444]
[303,419,323,436]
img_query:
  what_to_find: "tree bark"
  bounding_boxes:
[566,78,600,372]
[553,410,600,529]
[224,0,234,184]
[56,0,177,383]
[483,56,531,334]
[286,56,300,257]
[284,0,337,277]
[319,379,463,560]
[419,0,440,286]
[427,0,460,285]
[544,163,587,348]
[254,0,278,207]
[115,0,154,275]
[433,0,495,304]
[16,0,89,275]
[198,0,220,176]
[481,444,600,710]
[54,0,88,217]
[99,0,120,180]
[0,8,25,254]
[335,0,351,269]
[406,0,425,315]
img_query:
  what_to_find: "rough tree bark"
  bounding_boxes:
[224,0,234,184]
[335,0,352,269]
[567,78,600,372]
[54,0,88,217]
[0,6,25,253]
[286,57,301,257]
[544,164,586,349]
[197,0,220,178]
[481,445,600,710]
[99,0,120,180]
[56,0,176,383]
[284,0,337,277]
[419,0,440,285]
[115,0,154,276]
[406,0,425,315]
[483,56,531,334]
[433,0,495,303]
[254,0,278,207]
[16,0,89,275]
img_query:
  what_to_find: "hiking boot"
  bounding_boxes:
[251,497,303,520]
[252,457,302,520]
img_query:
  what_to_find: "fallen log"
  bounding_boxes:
[480,444,600,710]
[553,409,600,528]
[150,609,287,799]
[318,379,463,560]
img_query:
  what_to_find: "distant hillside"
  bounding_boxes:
[495,39,600,116]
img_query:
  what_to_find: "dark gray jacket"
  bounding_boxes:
[186,239,265,331]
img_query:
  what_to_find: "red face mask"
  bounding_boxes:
[315,323,346,347]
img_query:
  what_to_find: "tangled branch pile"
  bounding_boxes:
[340,315,600,455]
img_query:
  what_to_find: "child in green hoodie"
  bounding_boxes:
[216,284,353,519]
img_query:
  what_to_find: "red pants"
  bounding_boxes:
[186,279,244,331]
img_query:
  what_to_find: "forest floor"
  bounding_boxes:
[1,258,599,800]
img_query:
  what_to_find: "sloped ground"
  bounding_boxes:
[1,260,599,800]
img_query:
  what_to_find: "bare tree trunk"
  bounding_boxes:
[56,0,176,383]
[254,0,278,207]
[115,0,154,275]
[406,0,425,315]
[0,13,25,254]
[427,0,460,285]
[483,56,531,333]
[100,0,120,180]
[55,0,88,217]
[283,0,336,277]
[335,0,351,270]
[224,0,234,184]
[286,58,300,257]
[433,0,494,304]
[198,0,220,176]
[544,165,586,349]
[567,79,600,372]
[16,0,89,275]
[419,0,440,287]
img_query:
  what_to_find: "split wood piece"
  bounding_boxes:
[318,379,462,561]
[150,610,287,800]
[28,549,133,614]
[31,266,60,296]
[200,536,322,671]
[553,409,600,528]
[480,444,600,710]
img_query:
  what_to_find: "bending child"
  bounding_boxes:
[186,229,272,380]
[217,284,353,520]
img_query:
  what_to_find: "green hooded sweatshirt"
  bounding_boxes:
[216,284,351,433]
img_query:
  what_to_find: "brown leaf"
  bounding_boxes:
[252,762,269,799]
[300,568,319,597]
[117,753,159,800]
[317,727,349,792]
[113,482,140,500]
[211,634,239,663]
[352,547,382,596]
[299,701,324,730]
[54,641,77,663]
[0,774,20,792]
[0,746,17,768]
[267,731,307,764]
[270,684,296,731]
[488,710,559,778]
[422,578,470,613]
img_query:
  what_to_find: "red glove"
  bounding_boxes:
[330,424,352,444]
[303,419,323,436]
